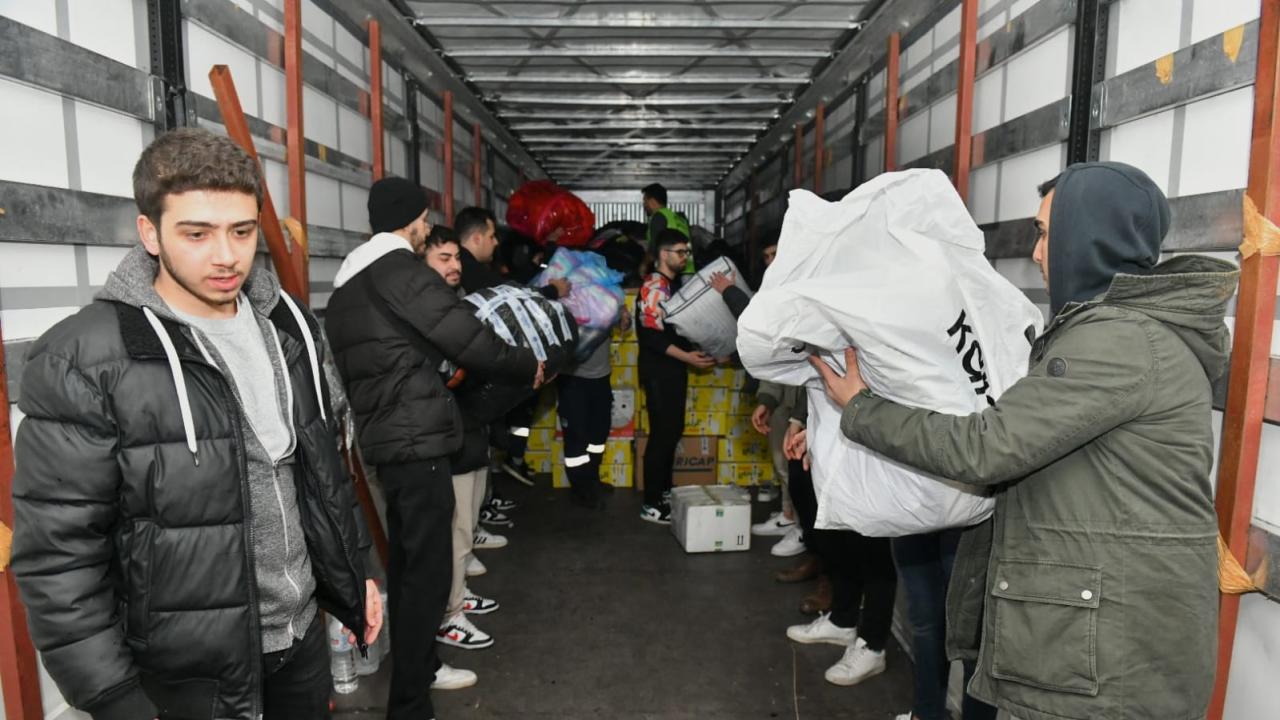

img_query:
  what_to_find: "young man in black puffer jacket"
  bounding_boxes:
[11,128,379,720]
[325,179,543,720]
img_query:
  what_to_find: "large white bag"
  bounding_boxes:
[737,169,1044,536]
[662,256,752,358]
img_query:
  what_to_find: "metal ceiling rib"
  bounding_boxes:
[407,0,874,189]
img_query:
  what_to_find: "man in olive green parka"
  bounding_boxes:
[808,162,1238,720]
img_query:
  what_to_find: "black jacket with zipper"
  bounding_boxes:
[11,277,370,720]
[325,246,538,467]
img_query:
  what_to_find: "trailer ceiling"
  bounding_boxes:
[406,1,878,189]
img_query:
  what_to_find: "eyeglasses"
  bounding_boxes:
[663,248,691,258]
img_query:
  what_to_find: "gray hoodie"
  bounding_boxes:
[99,246,317,654]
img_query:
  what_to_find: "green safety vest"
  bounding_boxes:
[647,207,691,245]
[648,208,695,274]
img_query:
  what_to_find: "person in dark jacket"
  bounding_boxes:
[635,229,716,523]
[453,207,570,488]
[809,162,1236,720]
[325,179,543,720]
[10,128,379,720]
[423,226,503,654]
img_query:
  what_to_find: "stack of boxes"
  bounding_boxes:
[534,289,776,491]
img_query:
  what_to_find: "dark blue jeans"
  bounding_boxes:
[891,530,996,720]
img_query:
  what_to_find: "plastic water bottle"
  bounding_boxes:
[327,615,359,694]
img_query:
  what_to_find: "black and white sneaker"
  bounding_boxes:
[489,493,518,512]
[640,503,672,525]
[479,506,513,527]
[437,613,494,650]
[463,587,500,615]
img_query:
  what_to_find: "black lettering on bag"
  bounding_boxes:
[947,310,996,407]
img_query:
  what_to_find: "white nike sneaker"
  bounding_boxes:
[785,612,857,646]
[770,525,806,557]
[437,612,494,650]
[825,637,887,686]
[430,663,478,690]
[465,553,487,577]
[751,510,796,537]
[473,526,508,550]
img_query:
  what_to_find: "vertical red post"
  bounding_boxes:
[210,65,305,298]
[885,32,901,172]
[283,0,307,294]
[815,102,826,195]
[793,123,803,187]
[369,20,385,181]
[0,323,43,720]
[1209,2,1280,717]
[952,0,979,201]
[472,123,483,207]
[443,91,455,223]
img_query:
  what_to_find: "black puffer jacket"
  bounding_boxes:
[11,271,369,720]
[325,242,538,465]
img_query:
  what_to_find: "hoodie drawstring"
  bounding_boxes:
[142,307,200,466]
[278,291,327,423]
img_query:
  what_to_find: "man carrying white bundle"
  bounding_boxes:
[807,162,1236,720]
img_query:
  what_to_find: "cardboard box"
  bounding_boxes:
[684,411,728,436]
[717,462,775,487]
[525,451,555,476]
[722,413,760,439]
[527,428,557,452]
[718,437,772,463]
[635,434,718,489]
[670,485,752,553]
[686,387,731,413]
[611,342,640,367]
[610,365,639,388]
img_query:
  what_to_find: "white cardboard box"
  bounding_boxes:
[670,485,752,553]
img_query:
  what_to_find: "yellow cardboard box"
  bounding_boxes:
[602,439,632,467]
[602,463,633,488]
[685,411,728,436]
[687,368,719,388]
[525,451,555,476]
[722,413,760,439]
[527,428,557,452]
[610,365,639,388]
[686,388,730,413]
[719,437,772,463]
[718,462,774,486]
[611,342,640,367]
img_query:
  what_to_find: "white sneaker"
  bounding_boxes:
[825,637,887,686]
[473,527,508,550]
[785,612,856,646]
[437,612,494,650]
[752,511,796,537]
[463,587,500,615]
[894,714,914,720]
[758,484,778,503]
[430,662,478,690]
[770,526,806,557]
[465,553,487,577]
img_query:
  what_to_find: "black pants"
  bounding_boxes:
[378,459,455,720]
[504,393,541,461]
[790,461,897,651]
[641,371,688,507]
[558,375,614,504]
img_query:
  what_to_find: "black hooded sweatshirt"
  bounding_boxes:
[1046,161,1170,316]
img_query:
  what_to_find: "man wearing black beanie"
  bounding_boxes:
[325,177,545,719]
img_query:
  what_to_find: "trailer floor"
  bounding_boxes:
[333,480,914,720]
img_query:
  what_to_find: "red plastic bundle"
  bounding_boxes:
[505,180,596,248]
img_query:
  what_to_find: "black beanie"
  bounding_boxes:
[368,177,429,234]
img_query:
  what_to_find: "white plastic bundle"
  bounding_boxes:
[662,256,753,358]
[737,169,1044,536]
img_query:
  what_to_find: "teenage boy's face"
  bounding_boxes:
[138,190,259,316]
[469,219,499,263]
[1032,190,1054,289]
[426,242,463,287]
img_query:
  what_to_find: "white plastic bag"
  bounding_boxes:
[662,256,752,358]
[737,169,1044,536]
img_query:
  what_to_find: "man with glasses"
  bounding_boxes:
[635,228,716,523]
